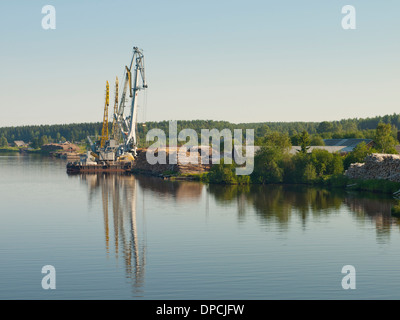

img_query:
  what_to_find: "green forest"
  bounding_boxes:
[1,113,400,148]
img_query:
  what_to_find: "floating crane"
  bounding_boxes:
[81,46,147,167]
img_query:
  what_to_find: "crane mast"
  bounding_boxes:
[111,77,120,141]
[115,46,147,157]
[100,81,110,148]
[86,46,147,164]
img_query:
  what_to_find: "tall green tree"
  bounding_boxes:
[310,135,325,146]
[317,121,333,134]
[31,138,40,149]
[303,163,317,183]
[343,141,372,169]
[0,135,8,147]
[39,135,49,147]
[299,130,311,154]
[375,122,397,153]
[251,146,284,184]
[259,131,291,152]
[310,149,331,176]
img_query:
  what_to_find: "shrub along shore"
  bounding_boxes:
[191,161,400,195]
[183,126,400,196]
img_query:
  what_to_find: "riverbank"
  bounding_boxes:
[6,147,400,197]
[0,147,49,154]
[143,167,400,197]
[127,148,400,195]
[0,143,85,161]
[0,147,19,152]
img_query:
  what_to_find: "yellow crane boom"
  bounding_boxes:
[111,77,119,141]
[100,81,110,148]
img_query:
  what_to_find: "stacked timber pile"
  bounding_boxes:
[133,148,178,175]
[345,153,400,182]
[42,142,80,153]
[41,143,64,152]
[177,146,212,175]
[132,147,211,176]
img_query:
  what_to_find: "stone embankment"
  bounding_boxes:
[345,153,400,182]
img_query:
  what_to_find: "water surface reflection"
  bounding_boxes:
[71,174,400,294]
[78,174,146,293]
[207,184,400,241]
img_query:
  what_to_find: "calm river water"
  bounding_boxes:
[1,153,400,300]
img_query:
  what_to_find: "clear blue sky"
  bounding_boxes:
[0,0,399,127]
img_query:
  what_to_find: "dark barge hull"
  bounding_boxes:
[66,162,133,174]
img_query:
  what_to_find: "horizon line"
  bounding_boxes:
[1,113,400,129]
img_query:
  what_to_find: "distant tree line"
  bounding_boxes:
[1,113,400,149]
[0,123,103,147]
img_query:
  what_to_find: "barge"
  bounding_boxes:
[66,161,133,174]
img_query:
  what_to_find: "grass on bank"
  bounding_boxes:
[0,146,19,152]
[346,178,400,194]
[193,160,400,195]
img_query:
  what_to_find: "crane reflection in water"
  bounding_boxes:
[69,172,400,297]
[79,173,146,293]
